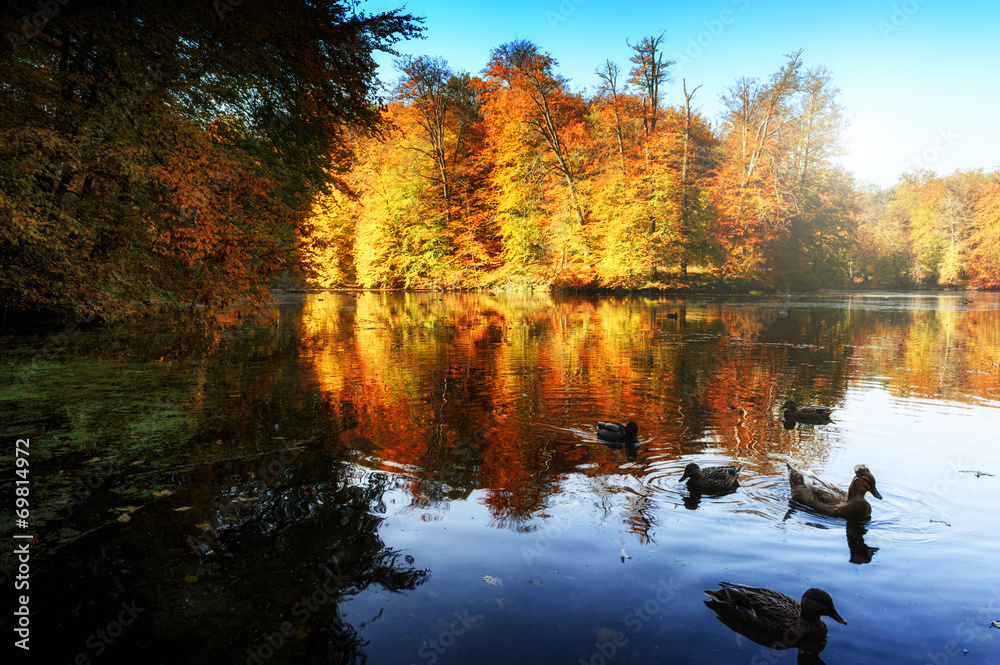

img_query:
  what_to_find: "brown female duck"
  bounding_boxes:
[705,582,847,649]
[679,463,742,493]
[787,463,883,517]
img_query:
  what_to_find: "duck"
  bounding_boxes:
[787,463,883,518]
[596,421,638,443]
[666,312,679,319]
[704,582,846,649]
[679,463,742,493]
[782,401,833,423]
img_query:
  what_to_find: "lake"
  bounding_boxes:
[2,291,999,665]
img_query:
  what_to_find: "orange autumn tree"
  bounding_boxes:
[715,51,806,281]
[586,58,654,285]
[481,40,591,284]
[325,71,495,289]
[349,108,455,287]
[967,171,1000,287]
[390,58,497,283]
[898,169,988,286]
[586,36,721,287]
[626,33,680,282]
[933,170,982,285]
[714,51,854,288]
[146,117,301,307]
[903,172,949,284]
[851,184,914,287]
[653,85,723,279]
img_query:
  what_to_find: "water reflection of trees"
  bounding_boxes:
[36,450,428,665]
[300,292,1000,531]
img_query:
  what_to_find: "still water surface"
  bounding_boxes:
[2,292,999,664]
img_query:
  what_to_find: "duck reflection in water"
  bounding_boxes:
[598,438,638,462]
[704,583,847,665]
[846,519,880,564]
[783,507,882,564]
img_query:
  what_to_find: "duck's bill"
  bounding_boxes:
[871,487,883,500]
[830,611,847,625]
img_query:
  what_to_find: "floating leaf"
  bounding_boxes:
[116,506,140,512]
[194,523,211,529]
[152,490,173,497]
[174,506,193,512]
[596,627,616,641]
[184,575,199,584]
[237,496,258,502]
[117,513,132,523]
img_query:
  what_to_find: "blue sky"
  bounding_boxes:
[371,0,1000,187]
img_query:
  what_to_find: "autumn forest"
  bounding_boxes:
[2,2,999,321]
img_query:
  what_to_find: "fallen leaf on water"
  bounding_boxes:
[116,514,131,523]
[152,490,173,497]
[237,496,258,502]
[174,506,193,512]
[84,457,102,463]
[194,523,211,529]
[482,575,502,586]
[130,461,144,466]
[184,575,198,584]
[116,506,140,512]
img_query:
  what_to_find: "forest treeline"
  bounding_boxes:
[310,39,1000,292]
[2,4,998,320]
